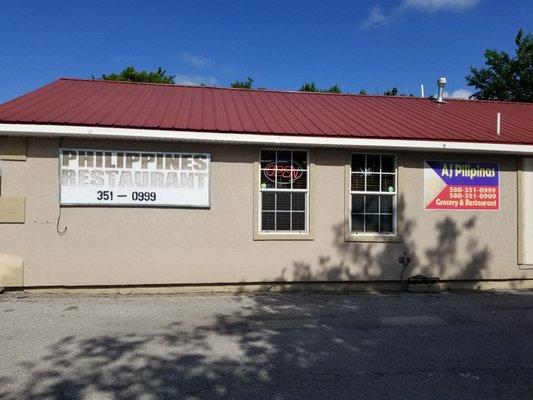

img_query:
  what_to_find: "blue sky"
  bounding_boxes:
[0,0,531,103]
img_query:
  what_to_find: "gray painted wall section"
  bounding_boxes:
[0,137,530,287]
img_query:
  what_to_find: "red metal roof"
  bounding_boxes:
[0,78,532,144]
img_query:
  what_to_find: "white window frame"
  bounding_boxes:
[349,152,398,236]
[258,148,310,235]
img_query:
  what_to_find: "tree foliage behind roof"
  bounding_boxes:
[231,77,254,89]
[299,82,318,92]
[299,82,342,93]
[467,29,533,102]
[326,84,341,93]
[383,87,414,96]
[100,66,175,84]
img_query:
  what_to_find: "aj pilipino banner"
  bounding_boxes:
[60,149,210,207]
[424,161,499,211]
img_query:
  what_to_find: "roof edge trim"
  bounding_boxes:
[1,123,532,155]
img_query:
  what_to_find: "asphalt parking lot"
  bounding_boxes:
[1,290,532,399]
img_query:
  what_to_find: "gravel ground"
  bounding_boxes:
[1,290,532,399]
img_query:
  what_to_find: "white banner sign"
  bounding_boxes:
[60,149,210,207]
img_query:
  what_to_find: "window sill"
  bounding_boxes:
[344,233,401,243]
[254,232,314,241]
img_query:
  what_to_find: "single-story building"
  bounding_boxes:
[0,78,532,291]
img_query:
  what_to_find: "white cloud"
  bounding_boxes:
[180,52,210,68]
[361,0,481,28]
[360,5,391,29]
[174,74,218,86]
[443,88,473,99]
[404,0,480,12]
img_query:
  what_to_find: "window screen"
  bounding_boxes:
[350,153,397,234]
[259,149,308,233]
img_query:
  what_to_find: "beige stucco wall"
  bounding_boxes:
[0,137,531,287]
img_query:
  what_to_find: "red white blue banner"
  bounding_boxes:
[424,161,500,211]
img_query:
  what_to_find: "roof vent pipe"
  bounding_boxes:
[435,77,446,103]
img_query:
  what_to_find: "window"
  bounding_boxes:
[259,149,309,233]
[350,153,397,235]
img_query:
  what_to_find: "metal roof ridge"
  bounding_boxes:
[56,77,427,99]
[50,78,533,105]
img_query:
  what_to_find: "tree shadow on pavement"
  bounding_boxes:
[3,290,533,400]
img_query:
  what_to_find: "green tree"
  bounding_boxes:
[300,82,319,92]
[326,84,342,93]
[383,87,398,96]
[359,89,367,95]
[100,66,175,84]
[299,82,342,93]
[231,77,254,89]
[467,29,533,101]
